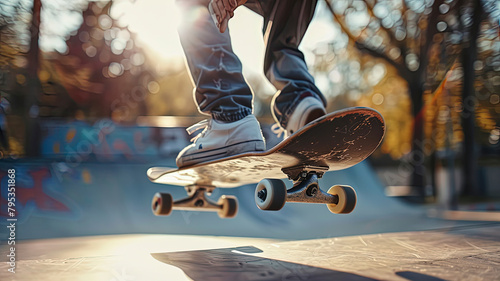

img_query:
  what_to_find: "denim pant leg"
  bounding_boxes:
[176,0,253,122]
[247,0,327,128]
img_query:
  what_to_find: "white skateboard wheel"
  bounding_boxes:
[327,185,357,214]
[217,195,238,218]
[152,192,173,216]
[255,179,287,211]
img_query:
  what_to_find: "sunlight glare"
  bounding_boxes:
[116,0,266,76]
[114,0,183,60]
[228,7,265,75]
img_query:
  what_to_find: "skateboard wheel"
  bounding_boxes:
[152,192,173,216]
[326,185,356,214]
[217,195,238,218]
[255,179,287,211]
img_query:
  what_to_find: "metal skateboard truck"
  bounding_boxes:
[152,186,237,218]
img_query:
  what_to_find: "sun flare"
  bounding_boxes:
[114,0,265,75]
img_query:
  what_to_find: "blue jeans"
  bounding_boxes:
[177,0,326,128]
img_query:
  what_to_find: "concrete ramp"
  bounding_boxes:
[0,161,477,240]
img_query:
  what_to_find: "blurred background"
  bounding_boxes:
[0,0,499,240]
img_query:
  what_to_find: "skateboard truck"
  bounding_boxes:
[286,172,339,204]
[282,165,329,181]
[152,185,238,219]
[255,165,357,214]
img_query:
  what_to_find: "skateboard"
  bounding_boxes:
[148,107,385,218]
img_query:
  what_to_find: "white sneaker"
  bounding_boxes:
[176,115,266,167]
[273,97,326,138]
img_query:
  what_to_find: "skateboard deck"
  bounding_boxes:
[148,107,385,187]
[148,107,385,218]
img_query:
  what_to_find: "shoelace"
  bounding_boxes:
[271,123,286,139]
[186,119,209,142]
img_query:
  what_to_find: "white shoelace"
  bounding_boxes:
[186,119,209,142]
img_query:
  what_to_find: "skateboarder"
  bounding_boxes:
[176,0,327,167]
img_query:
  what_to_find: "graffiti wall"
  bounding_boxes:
[40,119,189,161]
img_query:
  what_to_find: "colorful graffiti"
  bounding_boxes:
[0,167,79,224]
[40,119,190,162]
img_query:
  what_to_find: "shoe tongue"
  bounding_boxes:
[213,118,238,124]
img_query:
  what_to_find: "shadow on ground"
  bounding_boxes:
[152,246,377,281]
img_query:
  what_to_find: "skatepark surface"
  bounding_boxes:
[1,223,499,281]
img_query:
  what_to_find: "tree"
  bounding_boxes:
[0,1,23,67]
[324,0,477,198]
[24,0,42,157]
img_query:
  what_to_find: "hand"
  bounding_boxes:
[208,0,247,33]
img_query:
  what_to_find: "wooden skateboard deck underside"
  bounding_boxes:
[148,107,385,188]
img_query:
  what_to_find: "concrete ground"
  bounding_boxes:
[1,223,499,280]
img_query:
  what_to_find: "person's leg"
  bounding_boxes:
[175,0,265,167]
[252,0,327,134]
[177,0,253,122]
